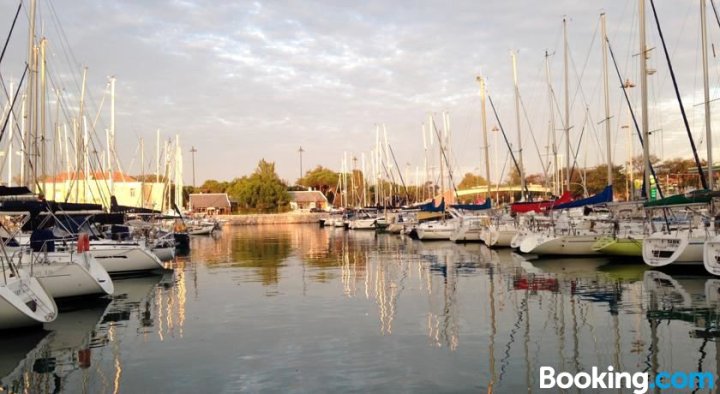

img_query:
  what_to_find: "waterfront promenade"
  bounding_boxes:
[217,211,326,225]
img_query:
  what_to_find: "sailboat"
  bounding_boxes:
[0,262,57,330]
[591,201,647,256]
[518,186,614,256]
[704,230,720,276]
[642,190,719,267]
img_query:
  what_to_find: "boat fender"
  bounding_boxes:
[77,233,90,253]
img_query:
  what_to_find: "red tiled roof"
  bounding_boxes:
[45,171,137,183]
[189,193,231,209]
[289,191,328,203]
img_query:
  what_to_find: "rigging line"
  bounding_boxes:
[649,0,708,190]
[0,2,22,67]
[0,64,27,145]
[487,94,530,199]
[567,111,588,195]
[429,117,459,200]
[44,0,83,96]
[712,0,720,30]
[388,144,410,203]
[565,16,599,131]
[518,91,550,179]
[568,38,606,161]
[607,36,664,200]
[45,71,78,125]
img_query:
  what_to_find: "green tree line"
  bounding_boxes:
[193,156,712,213]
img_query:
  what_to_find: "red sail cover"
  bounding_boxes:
[510,191,572,214]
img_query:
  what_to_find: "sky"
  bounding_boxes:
[0,0,718,187]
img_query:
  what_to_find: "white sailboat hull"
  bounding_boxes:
[87,242,165,274]
[188,224,215,235]
[483,227,516,247]
[703,235,720,276]
[450,226,483,243]
[151,246,176,262]
[416,222,455,241]
[350,218,377,230]
[18,252,114,299]
[643,231,704,267]
[520,233,602,256]
[0,272,57,330]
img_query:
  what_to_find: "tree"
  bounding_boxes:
[579,164,627,197]
[298,166,339,196]
[457,173,487,190]
[199,179,230,193]
[227,160,290,213]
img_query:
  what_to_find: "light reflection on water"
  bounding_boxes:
[1,224,720,392]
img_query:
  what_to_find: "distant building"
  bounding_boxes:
[289,190,328,210]
[189,193,231,215]
[39,171,165,210]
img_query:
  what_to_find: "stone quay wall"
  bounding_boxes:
[217,212,328,225]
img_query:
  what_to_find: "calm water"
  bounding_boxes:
[2,224,720,393]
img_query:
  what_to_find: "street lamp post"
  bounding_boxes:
[190,146,197,189]
[298,146,305,184]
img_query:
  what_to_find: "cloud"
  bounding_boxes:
[0,0,714,187]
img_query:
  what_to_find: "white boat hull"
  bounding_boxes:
[350,218,377,230]
[520,233,602,256]
[17,252,114,299]
[484,227,516,248]
[450,228,483,243]
[643,231,704,267]
[0,272,57,330]
[87,243,165,274]
[188,224,215,235]
[152,246,176,262]
[703,235,720,276]
[416,222,455,241]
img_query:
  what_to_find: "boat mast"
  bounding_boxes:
[140,137,145,207]
[109,76,116,195]
[545,51,559,195]
[76,67,87,203]
[24,0,36,191]
[511,50,526,200]
[156,128,160,182]
[477,75,492,197]
[422,123,428,201]
[438,114,445,204]
[19,95,26,187]
[639,0,651,198]
[7,82,13,187]
[601,13,613,187]
[701,0,714,189]
[361,152,367,207]
[375,125,380,205]
[175,135,183,209]
[563,17,571,193]
[40,37,47,195]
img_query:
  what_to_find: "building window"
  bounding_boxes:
[130,188,136,197]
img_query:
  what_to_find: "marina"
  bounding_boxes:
[3,225,720,392]
[2,0,720,391]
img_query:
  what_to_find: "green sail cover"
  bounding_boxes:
[643,189,720,208]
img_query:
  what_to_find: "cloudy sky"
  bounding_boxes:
[0,0,718,186]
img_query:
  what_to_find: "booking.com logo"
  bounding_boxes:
[540,366,715,393]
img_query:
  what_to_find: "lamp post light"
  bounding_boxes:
[298,146,305,185]
[190,146,197,189]
[491,126,500,203]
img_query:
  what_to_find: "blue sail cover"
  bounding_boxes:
[553,185,613,210]
[450,199,491,211]
[419,198,445,212]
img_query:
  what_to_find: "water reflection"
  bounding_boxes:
[0,268,187,394]
[3,225,720,392]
